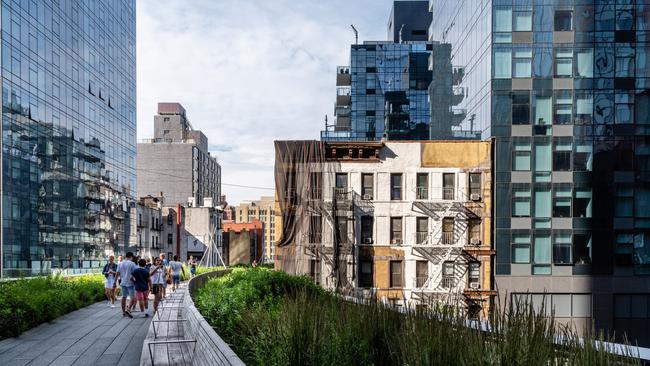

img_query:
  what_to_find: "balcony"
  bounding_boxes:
[336,66,351,86]
[440,277,455,289]
[442,187,455,200]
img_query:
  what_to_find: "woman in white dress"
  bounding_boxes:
[102,255,118,307]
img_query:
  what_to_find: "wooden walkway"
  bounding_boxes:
[0,299,152,366]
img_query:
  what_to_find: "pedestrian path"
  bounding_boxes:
[0,299,152,366]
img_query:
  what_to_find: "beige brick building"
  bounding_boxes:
[235,196,278,261]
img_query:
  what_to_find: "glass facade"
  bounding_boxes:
[1,0,136,277]
[322,42,432,141]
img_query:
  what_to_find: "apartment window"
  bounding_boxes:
[167,213,173,225]
[359,260,373,288]
[573,187,592,218]
[553,139,572,171]
[512,91,530,125]
[468,219,481,244]
[361,216,373,244]
[336,216,348,244]
[534,186,552,218]
[390,173,402,200]
[494,49,512,77]
[167,233,173,245]
[513,140,532,171]
[535,140,552,172]
[573,233,592,265]
[361,173,373,199]
[493,6,512,43]
[416,173,428,200]
[416,261,428,288]
[553,185,572,218]
[513,49,532,78]
[163,117,170,122]
[390,217,402,244]
[533,234,552,275]
[310,260,321,285]
[512,185,531,217]
[514,8,532,31]
[615,45,635,78]
[441,261,455,288]
[309,216,322,243]
[554,48,573,77]
[416,217,428,244]
[554,10,573,31]
[469,173,481,198]
[575,49,594,78]
[553,232,572,264]
[615,187,634,217]
[138,213,142,226]
[442,218,454,245]
[615,233,634,265]
[553,91,572,125]
[615,92,634,124]
[512,232,531,263]
[335,173,348,189]
[442,173,455,200]
[534,94,552,127]
[574,140,593,171]
[389,261,403,288]
[468,262,480,288]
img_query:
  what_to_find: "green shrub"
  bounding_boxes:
[0,274,104,340]
[195,268,640,366]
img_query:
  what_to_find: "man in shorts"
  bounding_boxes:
[116,251,136,318]
[132,258,151,318]
[169,255,185,291]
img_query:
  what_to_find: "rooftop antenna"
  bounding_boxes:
[351,24,358,45]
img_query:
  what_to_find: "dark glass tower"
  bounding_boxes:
[431,0,650,345]
[1,1,136,277]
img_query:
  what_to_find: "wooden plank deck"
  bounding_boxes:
[0,297,153,366]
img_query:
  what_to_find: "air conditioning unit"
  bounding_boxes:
[391,239,403,245]
[363,238,373,244]
[470,238,481,246]
[469,282,480,290]
[470,193,481,201]
[362,194,373,200]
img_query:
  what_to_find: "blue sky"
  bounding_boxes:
[137,0,396,205]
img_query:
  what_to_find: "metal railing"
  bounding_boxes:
[441,232,454,245]
[416,232,428,245]
[442,187,455,200]
[416,187,428,200]
[440,277,455,289]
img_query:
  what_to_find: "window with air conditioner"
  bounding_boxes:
[361,173,373,200]
[390,217,402,244]
[390,260,403,288]
[468,262,480,289]
[361,216,373,244]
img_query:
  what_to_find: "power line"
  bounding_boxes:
[137,168,274,191]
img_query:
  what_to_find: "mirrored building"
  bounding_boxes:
[431,0,650,345]
[1,1,137,277]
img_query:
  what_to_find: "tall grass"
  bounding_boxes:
[0,274,105,339]
[196,268,640,366]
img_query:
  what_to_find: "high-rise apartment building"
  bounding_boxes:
[235,196,277,261]
[137,103,221,207]
[1,1,137,277]
[321,1,433,142]
[430,0,650,345]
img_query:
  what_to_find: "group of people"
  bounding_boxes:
[101,252,195,318]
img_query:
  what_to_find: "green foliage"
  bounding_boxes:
[0,274,104,340]
[195,268,640,366]
[181,265,222,281]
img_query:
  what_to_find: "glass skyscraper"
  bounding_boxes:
[1,0,136,277]
[431,0,650,345]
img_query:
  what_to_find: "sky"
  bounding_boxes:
[136,0,396,205]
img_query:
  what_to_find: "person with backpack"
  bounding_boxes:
[132,258,152,318]
[169,255,185,291]
[102,256,118,308]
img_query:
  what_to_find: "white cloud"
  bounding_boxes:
[137,0,395,204]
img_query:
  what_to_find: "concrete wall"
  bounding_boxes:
[137,143,194,205]
[228,231,252,265]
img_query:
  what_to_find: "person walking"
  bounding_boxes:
[102,256,118,307]
[169,255,185,291]
[150,257,166,313]
[159,253,169,298]
[188,256,197,278]
[116,252,137,318]
[132,258,151,318]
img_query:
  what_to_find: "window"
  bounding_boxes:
[575,48,593,78]
[416,217,428,244]
[575,91,593,124]
[553,139,572,171]
[512,91,530,125]
[494,49,512,78]
[468,219,481,243]
[416,261,428,288]
[615,187,634,217]
[573,187,592,218]
[390,217,402,244]
[615,92,634,125]
[361,216,373,244]
[615,233,634,265]
[553,185,572,218]
[554,10,573,31]
[442,173,455,200]
[554,48,573,77]
[615,45,635,78]
[167,233,173,245]
[573,233,592,265]
[513,140,532,171]
[416,173,428,200]
[553,91,572,125]
[336,216,348,244]
[513,49,532,78]
[512,185,531,217]
[167,213,173,225]
[512,232,531,263]
[469,173,481,198]
[535,140,552,172]
[335,173,348,189]
[441,261,455,288]
[390,261,403,288]
[309,216,322,243]
[390,173,402,200]
[553,232,572,264]
[361,173,373,199]
[163,117,170,122]
[442,218,454,244]
[514,8,532,32]
[534,186,552,218]
[533,234,552,275]
[534,94,552,126]
[358,260,373,288]
[310,260,321,285]
[494,7,512,32]
[468,262,480,288]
